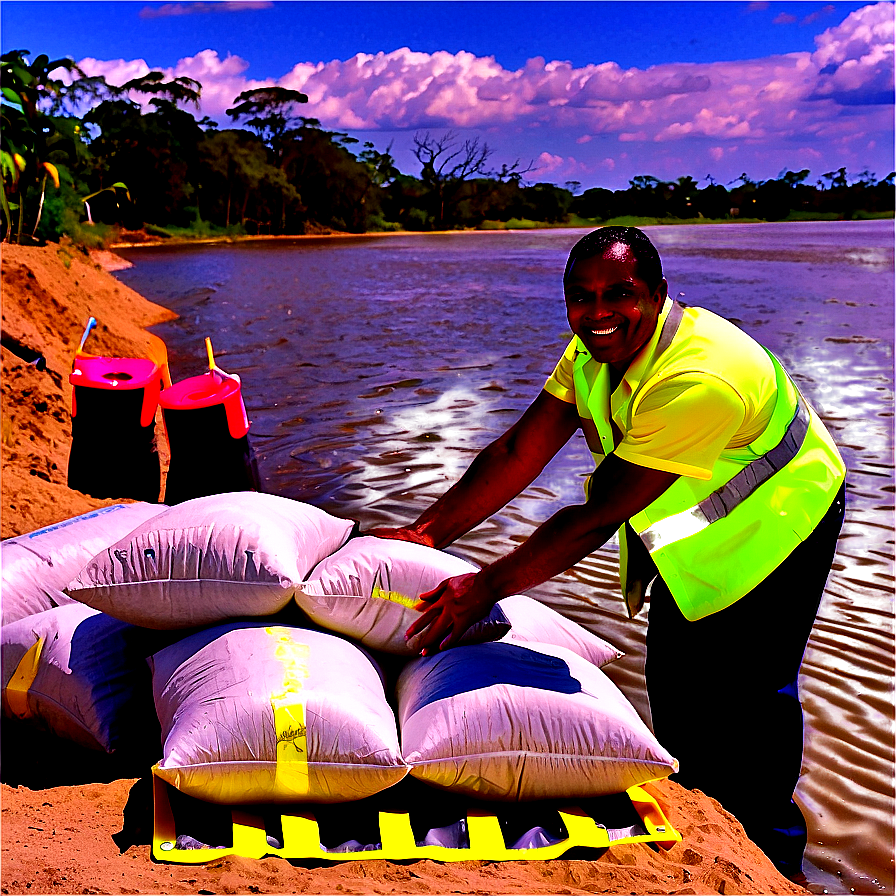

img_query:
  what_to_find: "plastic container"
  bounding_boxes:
[159,370,259,505]
[67,355,165,502]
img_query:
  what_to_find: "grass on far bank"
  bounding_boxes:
[59,209,894,250]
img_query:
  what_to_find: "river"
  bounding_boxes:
[117,220,895,895]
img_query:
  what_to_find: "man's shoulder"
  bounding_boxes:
[676,305,766,362]
[645,305,773,394]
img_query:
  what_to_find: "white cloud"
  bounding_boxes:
[139,2,273,18]
[531,151,564,175]
[810,1,894,104]
[72,2,894,186]
[78,4,895,131]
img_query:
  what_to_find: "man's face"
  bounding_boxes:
[564,244,667,372]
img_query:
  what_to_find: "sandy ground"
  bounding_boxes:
[0,240,809,895]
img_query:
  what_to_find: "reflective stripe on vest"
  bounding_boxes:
[627,346,844,620]
[640,360,811,554]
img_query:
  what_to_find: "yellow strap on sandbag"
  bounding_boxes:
[267,627,311,797]
[370,569,417,608]
[4,637,44,719]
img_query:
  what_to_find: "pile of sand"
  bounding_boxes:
[1,241,175,537]
[0,241,808,894]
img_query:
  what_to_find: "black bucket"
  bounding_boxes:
[67,356,164,503]
[159,371,260,505]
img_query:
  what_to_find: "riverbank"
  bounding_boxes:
[0,240,810,895]
[98,210,891,250]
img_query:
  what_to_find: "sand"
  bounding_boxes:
[0,240,809,895]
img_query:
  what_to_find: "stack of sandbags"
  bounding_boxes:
[2,491,678,808]
[2,492,356,758]
[63,492,357,629]
[1,502,168,626]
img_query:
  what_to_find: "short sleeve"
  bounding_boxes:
[543,338,578,404]
[614,373,747,480]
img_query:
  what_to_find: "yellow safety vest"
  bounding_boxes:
[575,302,846,621]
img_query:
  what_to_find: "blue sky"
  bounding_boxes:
[3,1,893,190]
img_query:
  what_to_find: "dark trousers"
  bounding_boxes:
[645,483,846,877]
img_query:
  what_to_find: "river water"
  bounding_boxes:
[117,220,894,895]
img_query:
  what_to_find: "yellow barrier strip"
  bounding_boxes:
[378,811,417,857]
[267,627,311,798]
[151,763,680,863]
[370,569,417,608]
[5,638,44,719]
[282,813,323,854]
[151,777,682,865]
[558,808,611,849]
[625,784,682,849]
[466,811,507,856]
[232,811,271,858]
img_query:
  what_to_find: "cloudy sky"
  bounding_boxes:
[3,1,893,190]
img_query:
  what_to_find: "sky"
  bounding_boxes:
[2,1,893,191]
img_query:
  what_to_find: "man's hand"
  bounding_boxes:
[405,572,495,655]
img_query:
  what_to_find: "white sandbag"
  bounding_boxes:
[1,603,168,752]
[150,623,408,804]
[397,640,678,801]
[296,536,509,655]
[64,492,356,630]
[1,502,168,626]
[496,594,623,667]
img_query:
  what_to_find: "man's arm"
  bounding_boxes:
[368,390,581,548]
[406,453,678,653]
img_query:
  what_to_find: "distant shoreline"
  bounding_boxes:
[110,213,893,251]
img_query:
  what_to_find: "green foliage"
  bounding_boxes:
[503,217,540,229]
[116,72,201,108]
[226,87,309,153]
[61,206,117,248]
[1,49,80,242]
[365,213,402,232]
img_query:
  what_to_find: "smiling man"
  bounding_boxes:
[369,226,846,880]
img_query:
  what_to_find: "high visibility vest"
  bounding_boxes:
[574,303,846,622]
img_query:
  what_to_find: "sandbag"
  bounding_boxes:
[1,603,169,752]
[296,536,510,655]
[150,623,408,804]
[496,594,623,667]
[64,492,356,630]
[397,640,678,801]
[1,502,168,626]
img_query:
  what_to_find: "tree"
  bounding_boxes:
[668,176,699,218]
[278,125,381,233]
[1,50,81,241]
[570,187,616,221]
[198,129,268,227]
[226,87,309,157]
[115,71,201,109]
[412,131,494,227]
[411,130,533,228]
[694,180,730,219]
[818,168,848,191]
[620,175,672,217]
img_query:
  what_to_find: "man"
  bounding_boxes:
[370,226,845,879]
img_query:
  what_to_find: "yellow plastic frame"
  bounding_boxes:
[152,772,680,864]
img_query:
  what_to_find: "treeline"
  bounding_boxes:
[2,50,893,246]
